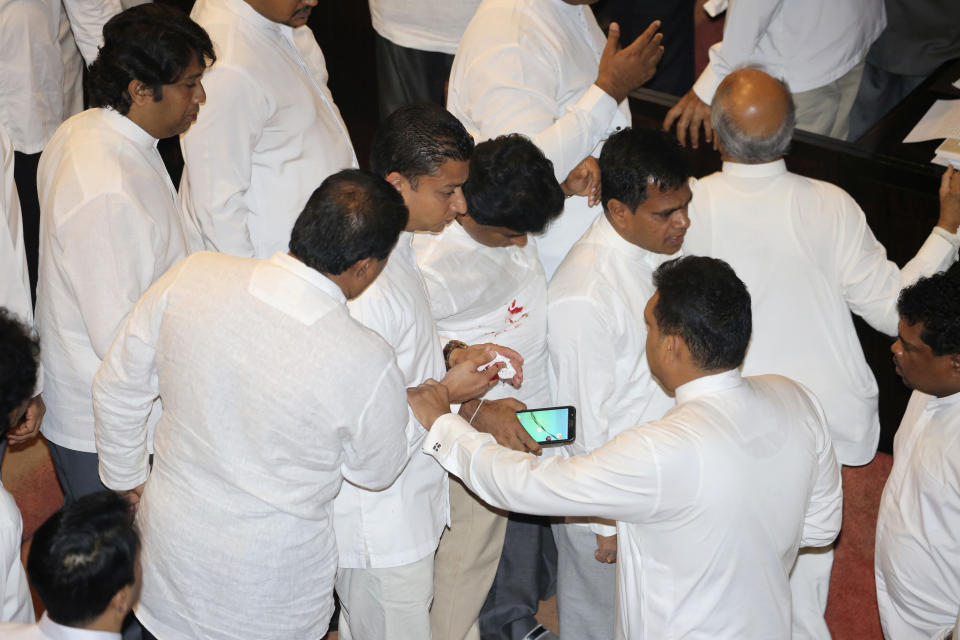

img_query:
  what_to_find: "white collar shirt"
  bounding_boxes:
[35,108,188,453]
[447,0,631,278]
[180,0,358,259]
[369,0,481,54]
[0,483,32,625]
[0,613,120,639]
[93,251,409,639]
[685,160,959,465]
[413,221,551,407]
[335,232,449,568]
[0,0,120,153]
[692,0,885,102]
[876,390,960,640]
[423,370,842,639]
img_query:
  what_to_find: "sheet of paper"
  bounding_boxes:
[904,100,960,143]
[953,77,960,90]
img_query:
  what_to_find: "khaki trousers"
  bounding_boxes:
[793,60,865,140]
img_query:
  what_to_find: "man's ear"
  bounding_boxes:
[127,79,156,108]
[951,353,960,375]
[663,332,683,364]
[385,171,407,194]
[606,198,631,229]
[108,584,134,617]
[352,256,376,280]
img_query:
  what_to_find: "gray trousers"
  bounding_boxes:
[551,523,616,640]
[47,441,108,505]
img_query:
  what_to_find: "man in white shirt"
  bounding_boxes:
[368,0,480,119]
[94,170,432,639]
[408,255,843,640]
[683,67,960,640]
[35,5,215,504]
[0,124,44,453]
[0,309,38,625]
[413,134,565,640]
[0,0,121,297]
[0,491,140,639]
[447,0,664,277]
[663,0,885,144]
[180,0,358,258]
[335,103,533,640]
[876,265,960,639]
[547,126,691,639]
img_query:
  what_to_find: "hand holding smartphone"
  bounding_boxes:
[515,406,576,445]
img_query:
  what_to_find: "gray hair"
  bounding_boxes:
[710,74,796,163]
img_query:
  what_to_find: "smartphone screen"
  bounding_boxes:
[516,406,576,445]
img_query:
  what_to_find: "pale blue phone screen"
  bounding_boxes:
[517,408,569,443]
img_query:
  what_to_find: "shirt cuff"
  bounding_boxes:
[590,521,618,537]
[422,412,476,463]
[578,84,621,131]
[692,59,723,104]
[931,225,960,248]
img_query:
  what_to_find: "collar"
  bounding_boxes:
[595,213,680,269]
[268,252,346,304]
[926,388,960,415]
[223,0,286,34]
[38,613,122,640]
[675,369,743,405]
[721,159,788,178]
[100,108,158,150]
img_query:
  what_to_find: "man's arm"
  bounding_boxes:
[456,22,662,182]
[61,0,122,65]
[663,0,782,147]
[93,259,189,492]
[838,169,960,336]
[798,391,843,548]
[179,65,264,257]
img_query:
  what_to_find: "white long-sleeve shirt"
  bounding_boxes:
[413,221,551,407]
[424,369,843,639]
[691,0,885,103]
[335,233,449,568]
[35,108,189,453]
[0,0,120,154]
[876,390,960,640]
[93,251,409,640]
[685,161,959,465]
[548,214,677,534]
[0,614,110,639]
[0,484,32,625]
[368,0,480,54]
[180,0,357,259]
[447,0,630,278]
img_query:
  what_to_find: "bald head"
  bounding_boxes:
[710,68,796,164]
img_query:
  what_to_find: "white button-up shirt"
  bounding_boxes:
[93,251,409,639]
[35,108,189,453]
[369,0,481,54]
[447,0,631,278]
[692,0,885,102]
[548,214,676,533]
[685,160,959,465]
[0,612,119,639]
[0,0,120,154]
[413,221,551,408]
[876,390,960,640]
[0,484,32,625]
[335,233,449,568]
[0,123,33,326]
[424,370,842,639]
[180,0,357,259]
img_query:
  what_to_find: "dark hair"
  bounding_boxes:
[28,491,140,627]
[0,308,39,438]
[652,256,752,370]
[463,135,564,234]
[897,263,960,356]
[369,103,474,186]
[289,169,409,275]
[87,4,215,114]
[599,127,689,211]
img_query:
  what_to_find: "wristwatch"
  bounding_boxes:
[443,340,468,370]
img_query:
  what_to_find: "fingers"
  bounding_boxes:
[625,19,661,51]
[602,22,622,60]
[941,165,957,196]
[516,426,542,455]
[663,101,683,135]
[701,105,714,145]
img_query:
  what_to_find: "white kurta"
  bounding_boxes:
[0,122,32,326]
[423,370,842,639]
[548,214,676,534]
[93,251,409,640]
[0,613,119,639]
[335,233,449,568]
[413,221,551,407]
[447,0,631,278]
[0,484,32,625]
[0,0,120,153]
[180,0,358,259]
[685,161,959,465]
[368,0,481,54]
[691,0,885,102]
[876,390,960,640]
[35,108,189,454]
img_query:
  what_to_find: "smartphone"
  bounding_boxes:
[516,406,576,446]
